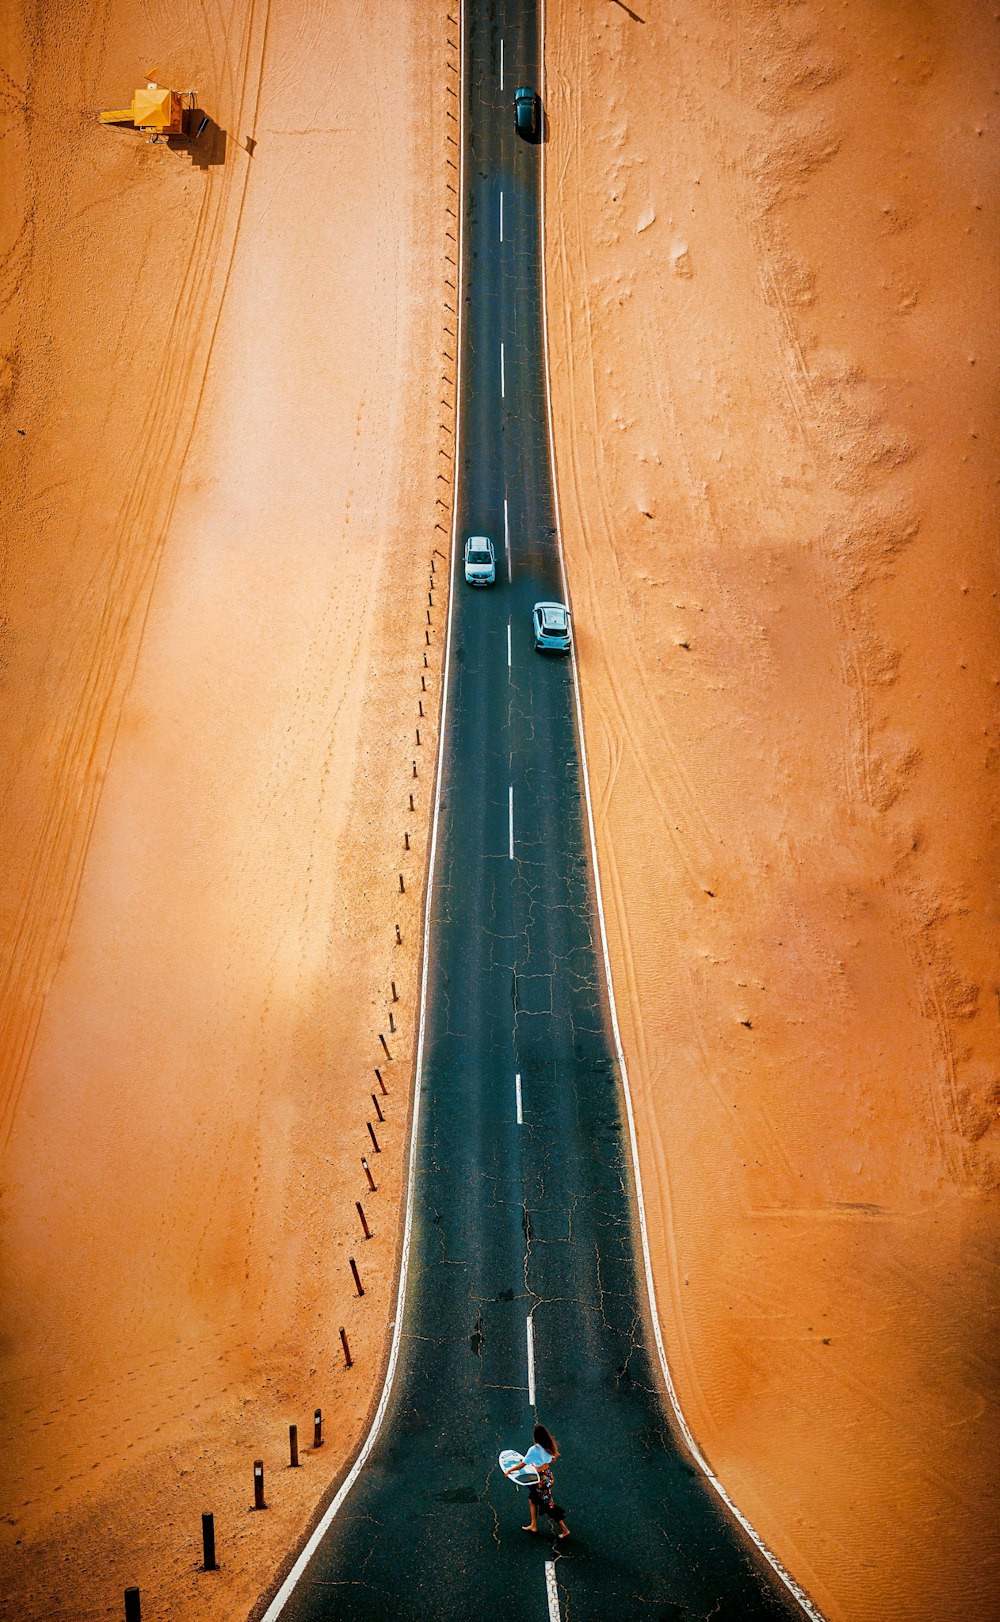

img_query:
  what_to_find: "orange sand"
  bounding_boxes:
[545,2,999,1618]
[0,3,454,1617]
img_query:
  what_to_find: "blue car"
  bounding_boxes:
[533,601,572,652]
[514,86,539,140]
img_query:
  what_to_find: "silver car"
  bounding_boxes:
[533,600,572,652]
[464,535,496,586]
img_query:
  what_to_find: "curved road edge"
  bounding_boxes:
[536,3,825,1617]
[253,4,469,1616]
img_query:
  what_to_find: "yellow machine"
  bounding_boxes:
[99,82,194,141]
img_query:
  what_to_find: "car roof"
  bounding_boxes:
[535,602,569,625]
[466,534,492,547]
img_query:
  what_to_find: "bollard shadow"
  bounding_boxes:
[166,109,227,168]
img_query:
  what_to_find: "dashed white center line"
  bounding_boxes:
[500,37,505,90]
[499,188,504,242]
[515,1071,523,1124]
[504,497,511,581]
[544,1562,561,1622]
[508,784,514,860]
[500,341,505,399]
[507,617,512,672]
[526,1314,536,1406]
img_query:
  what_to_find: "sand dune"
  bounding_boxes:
[544,2,999,1617]
[0,3,454,1617]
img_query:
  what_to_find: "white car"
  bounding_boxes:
[533,601,572,652]
[464,535,496,586]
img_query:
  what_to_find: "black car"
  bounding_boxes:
[514,86,539,140]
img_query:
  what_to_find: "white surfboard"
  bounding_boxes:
[499,1448,539,1487]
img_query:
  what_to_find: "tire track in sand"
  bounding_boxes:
[0,0,274,1150]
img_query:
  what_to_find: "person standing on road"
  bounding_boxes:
[505,1423,570,1538]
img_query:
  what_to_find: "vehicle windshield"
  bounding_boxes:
[468,550,492,564]
[542,611,566,629]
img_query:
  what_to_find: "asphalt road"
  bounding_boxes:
[263,3,807,1617]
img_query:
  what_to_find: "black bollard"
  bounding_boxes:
[124,1590,141,1622]
[201,1511,217,1571]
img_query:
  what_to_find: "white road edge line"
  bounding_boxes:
[507,617,512,672]
[504,496,511,581]
[500,36,504,91]
[500,339,505,399]
[508,784,514,859]
[499,187,503,242]
[257,5,469,1618]
[526,1313,536,1406]
[536,4,825,1618]
[545,1561,561,1622]
[515,1071,523,1124]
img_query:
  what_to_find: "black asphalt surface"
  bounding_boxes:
[267,3,806,1618]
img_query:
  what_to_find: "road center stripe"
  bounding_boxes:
[515,1071,522,1124]
[507,617,512,672]
[504,497,511,581]
[499,188,503,242]
[545,1562,561,1622]
[508,784,514,859]
[526,1314,536,1405]
[500,340,505,399]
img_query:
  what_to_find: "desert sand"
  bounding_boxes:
[3,2,997,1619]
[0,2,456,1617]
[545,2,999,1618]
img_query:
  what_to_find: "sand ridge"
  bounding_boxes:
[0,3,456,1618]
[544,2,999,1618]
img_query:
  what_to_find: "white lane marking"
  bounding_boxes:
[499,188,504,242]
[504,496,511,581]
[500,37,504,90]
[545,1563,561,1622]
[259,6,470,1617]
[508,784,514,860]
[536,5,825,1615]
[507,617,512,671]
[515,1071,523,1124]
[500,340,505,399]
[526,1314,536,1406]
